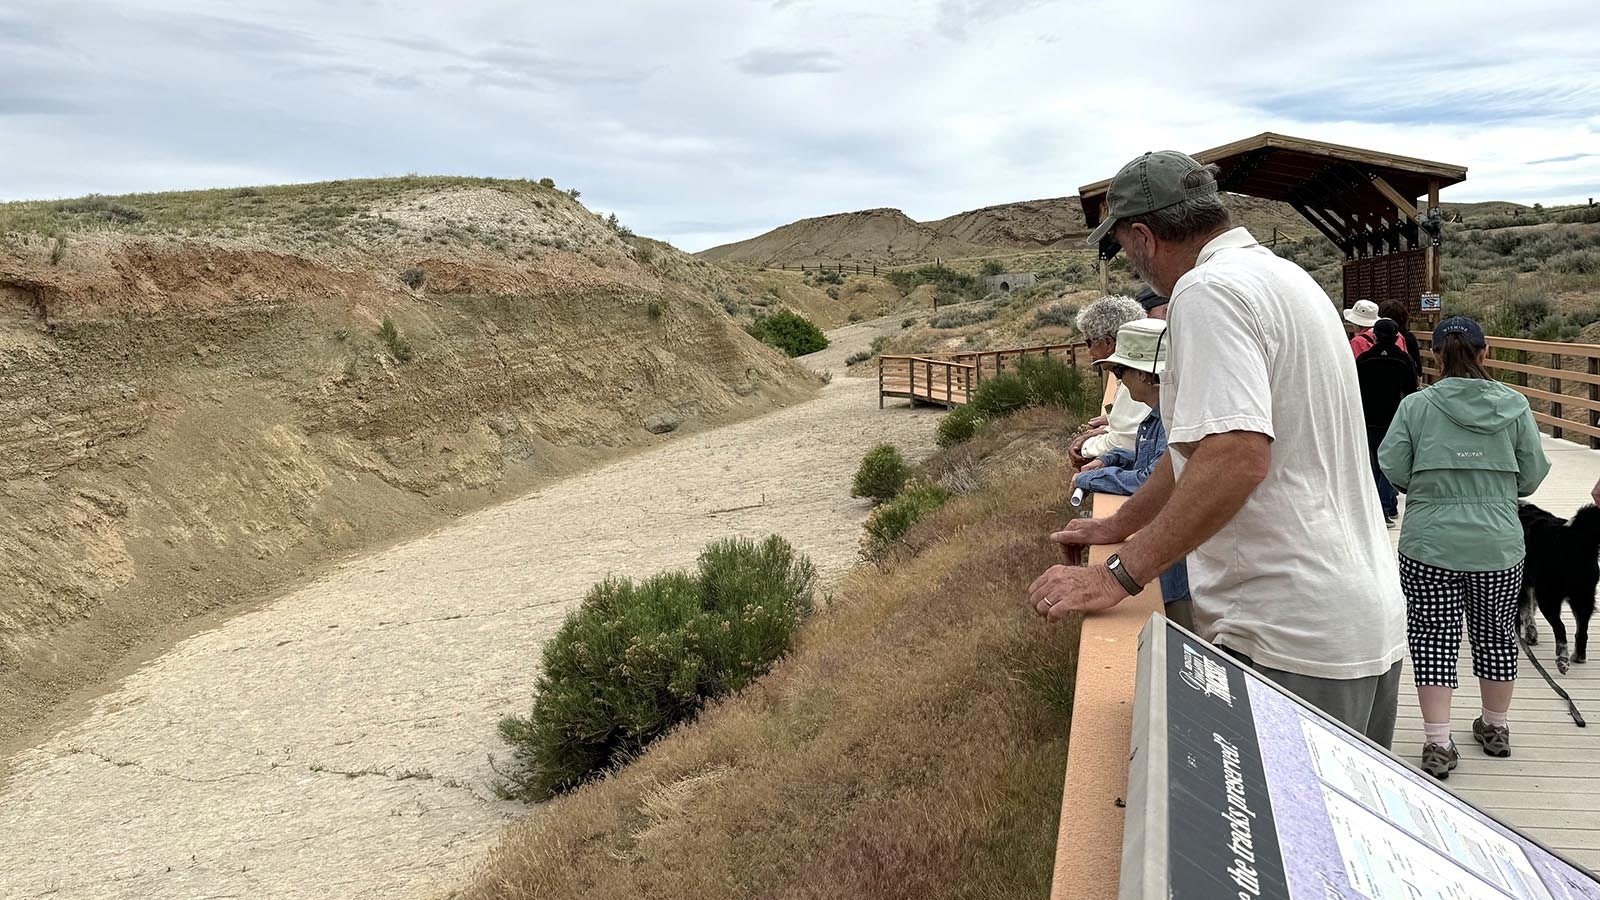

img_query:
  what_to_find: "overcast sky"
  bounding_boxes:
[3,1,1598,251]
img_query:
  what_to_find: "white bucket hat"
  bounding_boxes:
[1344,299,1380,328]
[1095,317,1169,375]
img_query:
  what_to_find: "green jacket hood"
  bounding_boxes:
[1422,378,1526,434]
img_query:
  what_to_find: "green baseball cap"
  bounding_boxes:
[1086,150,1218,247]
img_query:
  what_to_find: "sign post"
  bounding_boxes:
[1121,616,1600,900]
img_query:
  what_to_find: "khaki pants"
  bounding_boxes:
[1227,650,1404,749]
[1163,599,1196,633]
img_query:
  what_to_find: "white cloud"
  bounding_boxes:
[0,0,1597,250]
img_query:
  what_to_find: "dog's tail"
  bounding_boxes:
[1570,504,1600,551]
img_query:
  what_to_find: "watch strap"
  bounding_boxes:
[1106,554,1142,595]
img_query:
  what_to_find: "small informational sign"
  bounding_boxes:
[1420,292,1442,311]
[1119,617,1600,900]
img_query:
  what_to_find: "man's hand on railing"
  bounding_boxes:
[1051,516,1129,553]
[1028,564,1126,621]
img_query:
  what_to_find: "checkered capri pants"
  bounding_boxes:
[1399,554,1524,687]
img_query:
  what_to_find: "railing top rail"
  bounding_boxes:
[877,354,978,370]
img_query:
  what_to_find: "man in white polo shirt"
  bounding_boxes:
[1029,150,1407,745]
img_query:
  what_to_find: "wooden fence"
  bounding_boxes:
[1404,332,1600,448]
[778,262,883,276]
[877,341,1091,409]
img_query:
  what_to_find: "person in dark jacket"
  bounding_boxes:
[1380,299,1426,379]
[1074,318,1192,628]
[1379,316,1551,779]
[1356,318,1419,524]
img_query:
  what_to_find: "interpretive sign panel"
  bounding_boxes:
[1119,615,1600,900]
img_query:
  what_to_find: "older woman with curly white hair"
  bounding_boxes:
[1069,294,1149,467]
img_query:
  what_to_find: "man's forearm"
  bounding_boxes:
[1105,451,1175,535]
[1117,433,1268,587]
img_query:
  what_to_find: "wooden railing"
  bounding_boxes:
[1051,375,1164,900]
[1403,330,1600,448]
[877,355,977,408]
[878,341,1090,409]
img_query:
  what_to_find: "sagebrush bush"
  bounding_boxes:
[937,356,1098,448]
[1032,301,1079,329]
[936,405,982,448]
[400,267,425,289]
[499,536,816,799]
[378,316,414,362]
[901,317,916,328]
[845,350,872,366]
[980,259,1005,276]
[747,310,829,357]
[863,483,952,558]
[930,304,996,329]
[887,265,979,302]
[852,443,909,503]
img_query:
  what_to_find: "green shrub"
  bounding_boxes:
[980,259,1005,276]
[852,443,909,503]
[499,536,816,798]
[901,317,916,328]
[886,265,979,302]
[870,335,888,354]
[647,300,664,320]
[930,303,996,329]
[847,311,864,322]
[49,236,65,266]
[937,356,1099,448]
[975,355,1097,419]
[1032,301,1078,329]
[1557,206,1600,225]
[809,269,845,286]
[53,195,145,224]
[400,267,425,289]
[936,405,982,448]
[378,316,414,362]
[1550,249,1600,275]
[538,177,556,188]
[863,483,952,558]
[845,350,872,366]
[746,310,829,357]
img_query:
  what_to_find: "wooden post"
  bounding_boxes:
[1517,349,1529,388]
[1551,352,1564,440]
[1589,356,1600,450]
[878,357,885,410]
[925,360,933,404]
[1427,180,1442,299]
[945,364,953,404]
[909,359,916,405]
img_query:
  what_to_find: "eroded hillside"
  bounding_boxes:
[0,178,816,744]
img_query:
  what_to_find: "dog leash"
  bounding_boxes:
[1519,636,1587,727]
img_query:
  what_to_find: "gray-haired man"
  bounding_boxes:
[1030,150,1407,746]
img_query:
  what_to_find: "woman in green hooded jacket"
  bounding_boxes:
[1378,316,1550,779]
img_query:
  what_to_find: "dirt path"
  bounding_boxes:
[0,317,936,900]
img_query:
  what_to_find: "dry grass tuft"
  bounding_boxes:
[457,418,1083,900]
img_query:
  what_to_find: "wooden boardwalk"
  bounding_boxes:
[1392,434,1600,870]
[877,342,1089,409]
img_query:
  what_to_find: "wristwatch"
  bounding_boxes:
[1105,553,1142,595]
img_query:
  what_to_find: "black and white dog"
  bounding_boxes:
[1518,502,1600,674]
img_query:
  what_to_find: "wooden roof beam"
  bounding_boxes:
[1369,174,1421,221]
[1290,202,1353,256]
